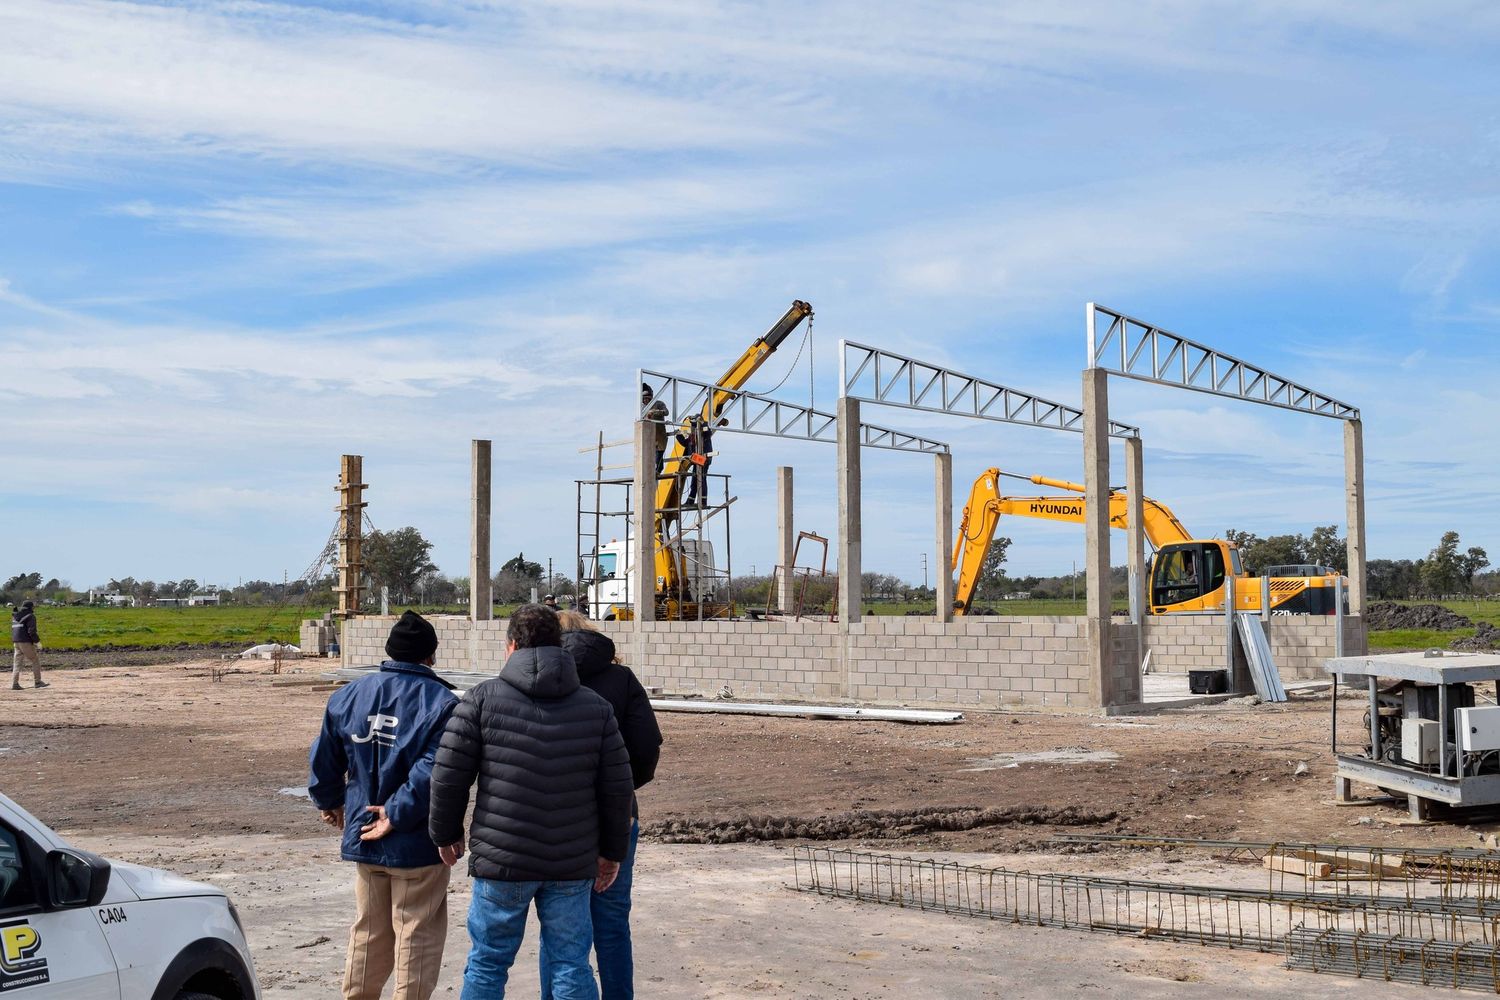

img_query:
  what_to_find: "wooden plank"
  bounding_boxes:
[1264,855,1333,879]
[1288,848,1407,878]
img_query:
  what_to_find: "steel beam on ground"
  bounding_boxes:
[839,339,1140,438]
[1087,303,1359,420]
[640,369,948,454]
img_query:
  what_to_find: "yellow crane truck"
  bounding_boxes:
[619,300,813,621]
[952,467,1346,617]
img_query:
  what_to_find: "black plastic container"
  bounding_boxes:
[1188,669,1228,695]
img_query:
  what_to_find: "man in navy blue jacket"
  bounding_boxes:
[310,610,458,1000]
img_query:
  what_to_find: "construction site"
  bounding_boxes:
[9,4,1500,996]
[14,299,1500,997]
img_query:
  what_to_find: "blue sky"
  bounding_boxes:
[2,0,1497,589]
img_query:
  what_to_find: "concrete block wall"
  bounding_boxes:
[342,614,1145,711]
[600,620,844,703]
[1140,613,1368,681]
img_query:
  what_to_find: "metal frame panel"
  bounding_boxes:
[640,369,949,455]
[1087,303,1359,420]
[839,340,1139,438]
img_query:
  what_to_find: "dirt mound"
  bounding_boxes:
[1452,622,1500,651]
[1365,602,1473,631]
[644,804,1116,845]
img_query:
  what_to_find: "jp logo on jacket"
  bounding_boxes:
[351,714,399,747]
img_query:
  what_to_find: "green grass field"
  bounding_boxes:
[8,597,1492,652]
[2,605,325,650]
[1365,599,1500,652]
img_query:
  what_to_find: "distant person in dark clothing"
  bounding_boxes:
[10,602,44,690]
[309,610,458,1000]
[640,384,669,480]
[541,611,662,1000]
[430,604,633,1000]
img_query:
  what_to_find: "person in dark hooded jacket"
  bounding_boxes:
[10,601,44,690]
[538,611,661,1000]
[430,603,633,1000]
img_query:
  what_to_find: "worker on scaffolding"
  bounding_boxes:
[675,416,720,509]
[641,383,670,480]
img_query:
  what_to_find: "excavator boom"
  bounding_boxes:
[951,467,1343,616]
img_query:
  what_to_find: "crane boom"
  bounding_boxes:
[650,300,813,612]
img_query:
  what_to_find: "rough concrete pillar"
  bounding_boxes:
[836,397,862,628]
[1124,435,1145,625]
[470,439,492,622]
[776,466,795,613]
[1081,368,1116,707]
[632,419,657,622]
[934,451,954,623]
[1344,418,1367,617]
[335,454,365,619]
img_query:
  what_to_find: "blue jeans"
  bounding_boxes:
[541,822,637,1000]
[462,877,597,1000]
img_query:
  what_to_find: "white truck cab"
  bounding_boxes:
[0,792,259,999]
[584,536,717,619]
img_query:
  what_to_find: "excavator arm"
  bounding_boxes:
[950,466,1344,616]
[648,300,813,608]
[951,468,1195,614]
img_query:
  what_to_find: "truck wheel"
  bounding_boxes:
[176,992,225,1000]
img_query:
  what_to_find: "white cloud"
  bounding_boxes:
[131,171,794,273]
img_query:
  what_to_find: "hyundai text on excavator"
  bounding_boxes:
[599,300,814,621]
[952,467,1346,617]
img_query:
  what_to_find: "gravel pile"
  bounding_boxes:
[1365,601,1474,631]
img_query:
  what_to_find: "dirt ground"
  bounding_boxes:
[0,659,1475,996]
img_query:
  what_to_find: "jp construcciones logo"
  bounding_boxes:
[0,920,49,991]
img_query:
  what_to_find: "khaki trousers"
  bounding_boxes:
[11,644,40,687]
[344,862,450,1000]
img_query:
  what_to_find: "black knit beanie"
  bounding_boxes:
[386,610,438,663]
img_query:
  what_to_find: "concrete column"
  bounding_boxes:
[469,440,492,622]
[934,452,954,623]
[631,419,657,622]
[1344,418,1367,617]
[836,397,862,628]
[1124,435,1145,625]
[776,466,795,613]
[1081,369,1116,707]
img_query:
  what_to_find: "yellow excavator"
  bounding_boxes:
[952,468,1345,616]
[621,300,814,620]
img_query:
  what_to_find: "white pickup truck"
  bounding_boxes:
[0,792,259,999]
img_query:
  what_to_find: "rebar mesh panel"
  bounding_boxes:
[1286,927,1500,993]
[793,847,1500,951]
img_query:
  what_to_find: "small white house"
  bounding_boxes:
[187,592,222,606]
[89,591,137,607]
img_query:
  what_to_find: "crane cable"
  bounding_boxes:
[754,312,814,399]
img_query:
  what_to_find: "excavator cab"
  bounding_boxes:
[1150,542,1232,611]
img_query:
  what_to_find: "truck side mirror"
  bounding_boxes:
[45,849,111,909]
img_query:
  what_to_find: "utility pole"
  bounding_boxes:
[921,552,928,589]
[1072,560,1077,604]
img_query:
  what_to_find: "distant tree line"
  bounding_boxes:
[13,521,1494,613]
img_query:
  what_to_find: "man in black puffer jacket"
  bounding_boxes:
[539,615,662,1000]
[429,604,632,1000]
